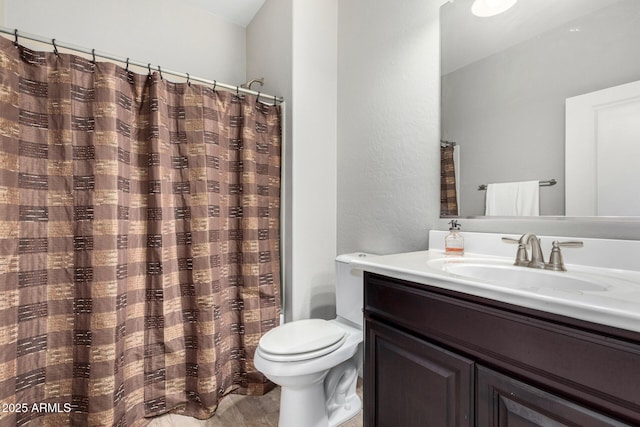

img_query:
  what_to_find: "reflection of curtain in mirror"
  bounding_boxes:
[440,144,459,216]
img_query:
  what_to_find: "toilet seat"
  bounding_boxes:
[258,319,347,362]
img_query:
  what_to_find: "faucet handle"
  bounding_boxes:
[501,237,519,244]
[545,240,583,271]
[555,241,584,248]
[501,237,530,266]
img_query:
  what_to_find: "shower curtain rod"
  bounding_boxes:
[0,26,284,104]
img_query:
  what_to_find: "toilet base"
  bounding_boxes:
[279,377,328,427]
[278,380,361,427]
[324,358,361,426]
[326,393,361,427]
[276,360,361,427]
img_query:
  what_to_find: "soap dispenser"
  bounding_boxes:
[445,220,464,256]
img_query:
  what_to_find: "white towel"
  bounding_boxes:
[485,180,540,216]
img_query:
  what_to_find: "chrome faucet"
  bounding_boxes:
[503,233,583,271]
[517,232,545,269]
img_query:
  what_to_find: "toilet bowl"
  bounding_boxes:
[253,253,371,427]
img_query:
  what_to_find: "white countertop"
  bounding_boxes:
[352,249,640,334]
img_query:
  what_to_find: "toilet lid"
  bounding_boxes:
[258,319,346,361]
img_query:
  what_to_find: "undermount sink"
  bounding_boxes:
[440,261,608,292]
[429,258,619,292]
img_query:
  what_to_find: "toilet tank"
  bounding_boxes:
[335,253,372,328]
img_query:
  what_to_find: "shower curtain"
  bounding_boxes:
[440,145,459,217]
[0,36,281,426]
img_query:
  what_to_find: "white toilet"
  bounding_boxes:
[254,253,370,427]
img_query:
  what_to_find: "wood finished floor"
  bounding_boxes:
[148,379,363,427]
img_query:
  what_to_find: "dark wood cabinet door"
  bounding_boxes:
[476,366,632,427]
[365,273,640,424]
[364,319,474,427]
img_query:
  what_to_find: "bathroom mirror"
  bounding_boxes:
[440,0,640,218]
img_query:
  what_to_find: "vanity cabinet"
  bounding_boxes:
[476,366,630,426]
[363,273,640,427]
[366,318,474,426]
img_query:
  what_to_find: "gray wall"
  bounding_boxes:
[337,0,443,255]
[248,0,339,321]
[442,0,640,216]
[5,0,247,84]
[247,0,294,320]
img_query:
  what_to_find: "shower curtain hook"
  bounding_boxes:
[91,48,96,64]
[213,80,217,92]
[256,92,261,103]
[52,39,59,56]
[13,29,18,47]
[235,86,240,98]
[125,58,129,72]
[158,65,163,80]
[147,63,152,78]
[186,73,190,86]
[273,95,277,105]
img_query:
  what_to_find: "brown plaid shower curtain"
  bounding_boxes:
[440,144,458,217]
[0,36,281,426]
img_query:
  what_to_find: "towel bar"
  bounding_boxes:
[478,179,557,191]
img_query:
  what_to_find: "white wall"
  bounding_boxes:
[289,0,338,320]
[246,0,292,106]
[247,0,294,321]
[250,0,444,322]
[248,0,338,321]
[337,0,443,255]
[4,0,246,84]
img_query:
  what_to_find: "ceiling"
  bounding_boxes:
[183,0,267,27]
[441,0,623,74]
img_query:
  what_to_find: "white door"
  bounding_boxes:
[565,80,640,216]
